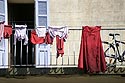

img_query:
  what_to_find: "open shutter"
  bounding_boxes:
[35,0,50,68]
[0,0,8,69]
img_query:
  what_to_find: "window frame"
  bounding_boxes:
[35,0,49,28]
[35,0,50,68]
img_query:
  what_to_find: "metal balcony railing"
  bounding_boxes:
[1,26,125,75]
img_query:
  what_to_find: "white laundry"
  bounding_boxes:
[15,25,27,28]
[48,26,68,39]
[35,27,46,37]
[14,25,28,45]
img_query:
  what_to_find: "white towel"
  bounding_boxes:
[48,26,69,39]
[36,27,46,37]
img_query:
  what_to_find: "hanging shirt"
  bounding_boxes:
[0,22,4,41]
[14,25,28,45]
[48,26,68,58]
[78,26,106,73]
[4,25,12,38]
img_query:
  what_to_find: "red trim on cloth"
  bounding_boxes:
[45,32,53,44]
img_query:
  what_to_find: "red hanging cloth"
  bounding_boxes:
[45,32,53,44]
[56,35,64,58]
[30,30,45,44]
[78,26,106,73]
[30,30,53,44]
[4,25,12,38]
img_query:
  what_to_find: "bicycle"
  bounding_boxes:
[102,33,125,67]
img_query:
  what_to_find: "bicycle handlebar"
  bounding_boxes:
[109,33,120,36]
[109,33,120,40]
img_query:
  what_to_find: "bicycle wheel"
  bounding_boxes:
[102,41,116,67]
[115,41,125,67]
[118,41,125,62]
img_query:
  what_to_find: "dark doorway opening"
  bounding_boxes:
[8,3,34,28]
[8,3,35,67]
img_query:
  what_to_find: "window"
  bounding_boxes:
[35,0,50,68]
[35,0,48,27]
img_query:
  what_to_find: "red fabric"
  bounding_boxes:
[78,26,106,73]
[30,30,45,44]
[30,30,53,44]
[56,35,64,58]
[45,32,53,44]
[4,25,12,38]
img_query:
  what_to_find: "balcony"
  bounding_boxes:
[1,26,125,75]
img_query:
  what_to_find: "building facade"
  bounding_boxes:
[0,0,125,74]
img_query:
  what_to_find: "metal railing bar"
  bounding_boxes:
[20,40,22,65]
[26,30,29,65]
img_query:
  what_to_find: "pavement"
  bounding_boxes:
[0,75,125,83]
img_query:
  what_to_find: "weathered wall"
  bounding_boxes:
[49,0,125,27]
[49,0,125,66]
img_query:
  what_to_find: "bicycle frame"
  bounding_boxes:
[103,33,125,67]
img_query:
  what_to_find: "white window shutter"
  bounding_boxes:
[35,0,50,68]
[0,0,5,22]
[0,0,8,69]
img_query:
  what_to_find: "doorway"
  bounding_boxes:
[8,3,34,28]
[8,3,35,66]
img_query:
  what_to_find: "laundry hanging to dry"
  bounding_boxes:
[78,26,106,73]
